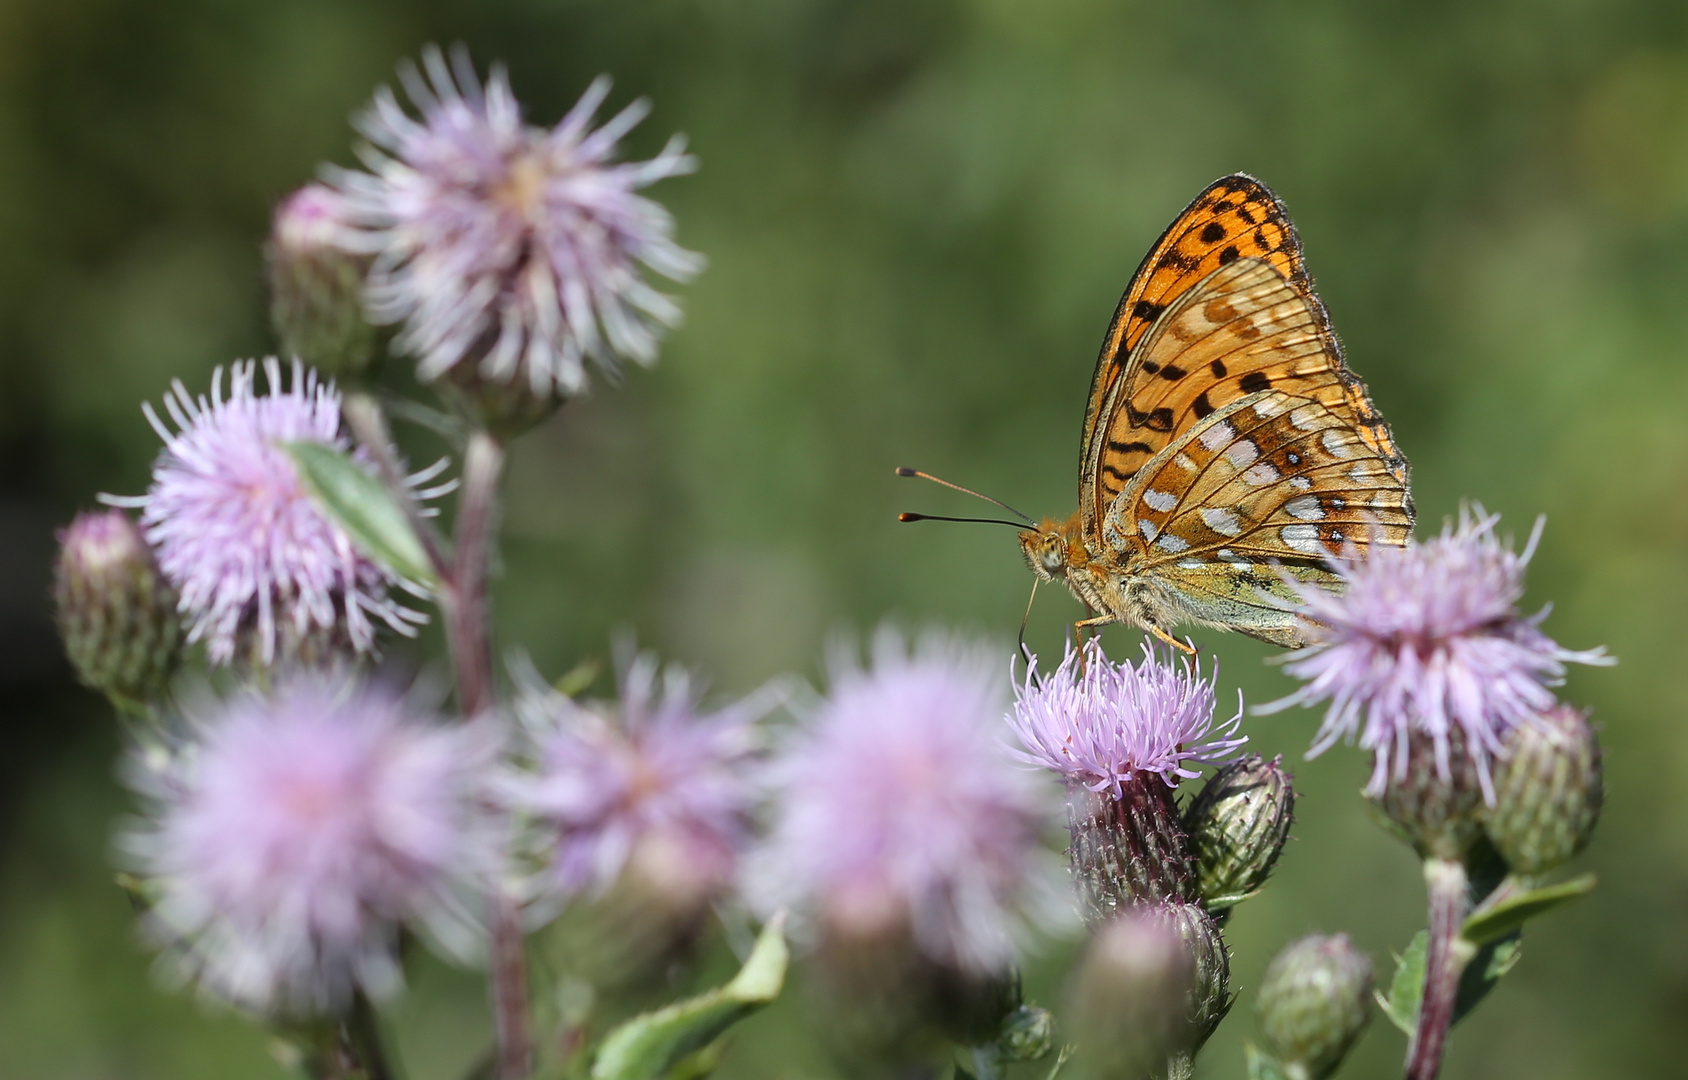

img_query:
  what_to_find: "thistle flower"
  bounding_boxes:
[329,45,702,400]
[749,630,1066,975]
[124,676,499,1014]
[508,652,775,905]
[1261,507,1611,799]
[1011,640,1244,914]
[110,359,436,667]
[1009,639,1245,796]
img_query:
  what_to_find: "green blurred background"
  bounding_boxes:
[0,0,1678,1076]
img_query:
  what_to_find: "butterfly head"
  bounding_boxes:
[1019,514,1089,582]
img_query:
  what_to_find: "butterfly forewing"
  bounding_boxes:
[1080,176,1315,512]
[1083,257,1360,537]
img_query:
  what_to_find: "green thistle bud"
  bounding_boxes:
[997,1004,1055,1062]
[1484,705,1602,875]
[1369,727,1484,861]
[1183,754,1295,915]
[1067,779,1197,921]
[1066,907,1197,1079]
[53,510,181,709]
[1254,933,1373,1080]
[1159,900,1233,1049]
[266,184,376,380]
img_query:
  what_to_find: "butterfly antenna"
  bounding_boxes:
[898,512,1027,528]
[894,467,1036,526]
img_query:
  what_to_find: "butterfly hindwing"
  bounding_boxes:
[1101,390,1413,645]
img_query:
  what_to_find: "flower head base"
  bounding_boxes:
[508,651,773,906]
[124,676,499,1014]
[330,46,702,400]
[1262,508,1612,799]
[1010,639,1245,797]
[115,359,426,667]
[749,630,1066,975]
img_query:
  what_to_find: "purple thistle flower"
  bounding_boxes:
[329,45,702,398]
[1260,507,1612,799]
[110,359,436,666]
[124,676,500,1013]
[508,652,776,905]
[749,630,1068,974]
[1010,639,1246,797]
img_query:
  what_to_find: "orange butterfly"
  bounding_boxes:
[1014,174,1414,650]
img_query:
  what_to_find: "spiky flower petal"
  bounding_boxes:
[330,46,702,399]
[1263,508,1611,799]
[1009,639,1245,795]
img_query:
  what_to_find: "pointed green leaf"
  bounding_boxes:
[284,442,438,587]
[1452,933,1522,1025]
[1461,875,1596,946]
[590,917,788,1080]
[1244,1043,1291,1080]
[1376,931,1427,1035]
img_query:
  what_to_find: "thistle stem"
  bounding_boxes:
[1405,857,1470,1080]
[346,993,397,1080]
[440,430,528,1080]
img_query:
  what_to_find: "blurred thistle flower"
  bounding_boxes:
[123,675,500,1014]
[507,650,776,907]
[54,508,182,709]
[328,45,702,401]
[108,359,442,667]
[749,630,1067,975]
[1254,933,1373,1080]
[266,184,377,379]
[1011,639,1244,913]
[1261,507,1611,800]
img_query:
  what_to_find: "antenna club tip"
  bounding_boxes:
[898,512,919,522]
[894,466,918,477]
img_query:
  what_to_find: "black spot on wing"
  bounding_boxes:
[1218,245,1241,265]
[1159,364,1188,381]
[1193,392,1214,419]
[1200,221,1226,243]
[1146,407,1174,432]
[1134,300,1166,322]
[1235,205,1256,225]
[1210,360,1228,377]
[1158,250,1199,272]
[1107,439,1154,454]
[1239,371,1272,393]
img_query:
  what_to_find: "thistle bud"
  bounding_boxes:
[1065,907,1197,1079]
[1484,705,1601,875]
[1254,934,1373,1080]
[1183,754,1295,915]
[997,1004,1055,1062]
[1369,727,1484,861]
[53,510,181,709]
[1159,900,1233,1048]
[266,184,376,381]
[1067,779,1197,920]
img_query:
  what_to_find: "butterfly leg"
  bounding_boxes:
[1144,621,1198,657]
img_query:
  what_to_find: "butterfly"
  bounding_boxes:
[1016,174,1414,650]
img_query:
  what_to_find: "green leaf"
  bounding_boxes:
[284,442,438,587]
[1244,1043,1292,1080]
[1461,875,1596,946]
[1376,931,1427,1035]
[1452,933,1522,1025]
[590,916,788,1080]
